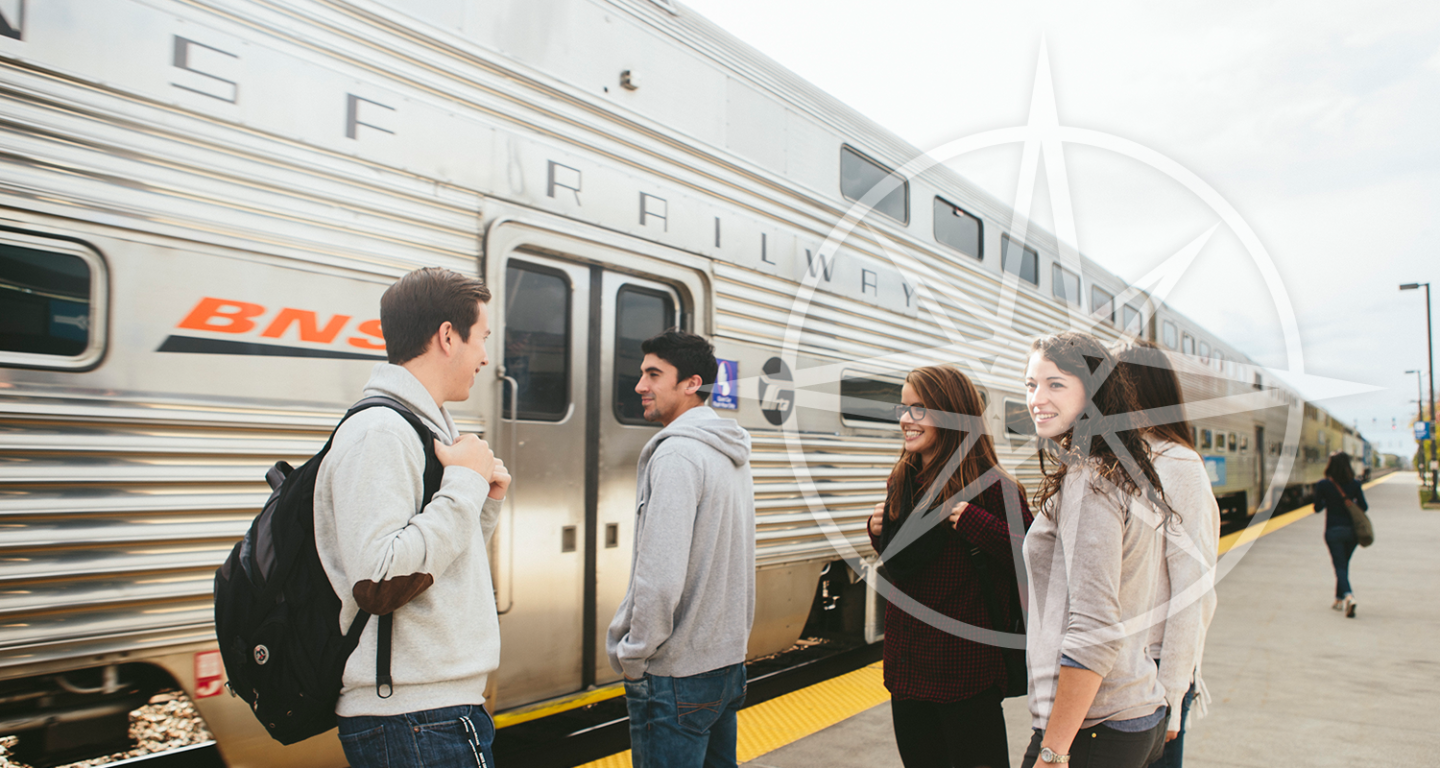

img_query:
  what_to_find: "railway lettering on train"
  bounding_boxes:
[0,1,1383,766]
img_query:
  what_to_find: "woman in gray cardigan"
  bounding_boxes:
[1020,332,1172,768]
[1114,339,1220,768]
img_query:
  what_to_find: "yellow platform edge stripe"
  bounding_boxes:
[1217,472,1396,556]
[494,683,624,729]
[575,662,889,768]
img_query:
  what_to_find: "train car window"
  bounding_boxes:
[1052,264,1080,305]
[840,146,908,224]
[1001,235,1039,285]
[503,262,571,421]
[1228,432,1237,451]
[1181,334,1195,356]
[614,285,676,425]
[1198,341,1211,364]
[1254,372,1263,390]
[1122,304,1142,335]
[1200,429,1213,450]
[1004,399,1036,444]
[1240,435,1249,451]
[1162,321,1178,349]
[0,238,107,370]
[932,197,982,259]
[1091,286,1115,324]
[840,372,904,425]
[1192,426,1199,447]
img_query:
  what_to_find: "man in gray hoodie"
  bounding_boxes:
[315,267,510,768]
[606,331,756,768]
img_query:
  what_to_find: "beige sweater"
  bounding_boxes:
[1145,439,1220,731]
[1023,465,1168,730]
[315,364,503,718]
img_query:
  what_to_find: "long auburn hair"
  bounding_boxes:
[1112,338,1195,450]
[1029,332,1171,521]
[885,365,1016,521]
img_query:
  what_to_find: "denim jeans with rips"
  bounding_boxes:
[623,662,747,768]
[337,703,495,768]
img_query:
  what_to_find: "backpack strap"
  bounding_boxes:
[337,396,446,698]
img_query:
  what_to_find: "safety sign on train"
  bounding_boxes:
[711,359,739,410]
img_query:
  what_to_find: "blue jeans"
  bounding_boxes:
[1148,682,1195,768]
[624,663,747,768]
[1325,526,1358,599]
[337,704,494,768]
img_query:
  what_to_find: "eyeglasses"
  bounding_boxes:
[894,403,928,422]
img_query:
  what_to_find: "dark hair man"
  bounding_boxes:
[315,267,511,767]
[606,330,756,768]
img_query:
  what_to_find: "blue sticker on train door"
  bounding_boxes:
[1204,456,1226,486]
[710,359,738,410]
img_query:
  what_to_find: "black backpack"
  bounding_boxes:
[213,396,442,744]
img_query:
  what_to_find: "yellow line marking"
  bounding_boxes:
[575,662,890,768]
[1217,473,1397,555]
[494,684,624,729]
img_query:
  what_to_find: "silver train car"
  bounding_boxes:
[0,1,1367,765]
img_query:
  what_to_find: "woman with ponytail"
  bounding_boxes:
[1019,332,1172,768]
[866,365,1032,768]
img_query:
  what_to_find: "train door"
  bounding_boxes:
[488,241,696,708]
[1254,425,1266,511]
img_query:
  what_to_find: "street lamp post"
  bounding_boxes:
[1401,282,1437,502]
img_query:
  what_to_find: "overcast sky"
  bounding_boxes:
[681,0,1440,459]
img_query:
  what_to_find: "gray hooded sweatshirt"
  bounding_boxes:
[606,406,756,680]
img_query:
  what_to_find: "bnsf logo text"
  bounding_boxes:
[178,297,384,349]
[157,297,386,361]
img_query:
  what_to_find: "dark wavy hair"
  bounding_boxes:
[1112,338,1194,450]
[1029,332,1171,521]
[885,365,1019,521]
[1325,452,1355,487]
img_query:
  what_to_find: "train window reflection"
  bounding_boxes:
[1198,341,1211,364]
[1123,304,1142,335]
[1182,333,1195,356]
[840,372,903,425]
[1200,429,1213,450]
[1001,235,1038,286]
[614,286,676,425]
[932,197,981,259]
[503,262,571,421]
[1052,265,1080,305]
[0,243,94,360]
[1163,321,1178,349]
[1091,286,1115,324]
[840,146,908,224]
[1004,399,1035,444]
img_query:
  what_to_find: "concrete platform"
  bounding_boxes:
[740,471,1438,767]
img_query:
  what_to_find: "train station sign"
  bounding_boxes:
[1417,421,1434,441]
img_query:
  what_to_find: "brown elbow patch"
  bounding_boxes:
[353,573,434,615]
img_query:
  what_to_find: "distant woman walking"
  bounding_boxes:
[1313,453,1367,618]
[867,365,1032,768]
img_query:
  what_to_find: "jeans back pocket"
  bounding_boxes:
[672,669,731,735]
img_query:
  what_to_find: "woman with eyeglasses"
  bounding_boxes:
[866,365,1032,768]
[1020,332,1172,768]
[1112,338,1220,768]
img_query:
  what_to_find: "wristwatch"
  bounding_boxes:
[1039,746,1070,764]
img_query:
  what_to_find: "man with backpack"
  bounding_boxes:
[606,331,755,768]
[315,267,509,767]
